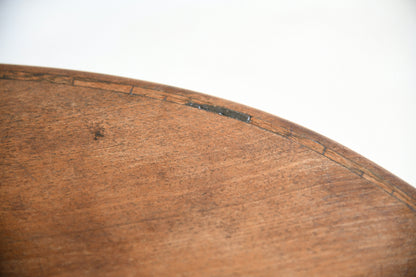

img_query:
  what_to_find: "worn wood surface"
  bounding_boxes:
[0,64,415,276]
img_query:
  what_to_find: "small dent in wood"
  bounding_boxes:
[89,123,105,141]
[94,129,105,140]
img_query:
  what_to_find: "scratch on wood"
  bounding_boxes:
[73,78,132,93]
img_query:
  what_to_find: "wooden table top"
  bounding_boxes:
[1,64,415,276]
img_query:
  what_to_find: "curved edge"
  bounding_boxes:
[1,63,415,211]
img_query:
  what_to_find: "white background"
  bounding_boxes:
[1,0,415,186]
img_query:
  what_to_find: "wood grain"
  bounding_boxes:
[0,64,415,276]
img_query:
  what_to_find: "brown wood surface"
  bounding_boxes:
[0,64,415,276]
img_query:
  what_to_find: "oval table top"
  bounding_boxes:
[0,64,415,276]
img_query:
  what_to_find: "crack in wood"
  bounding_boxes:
[186,102,251,123]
